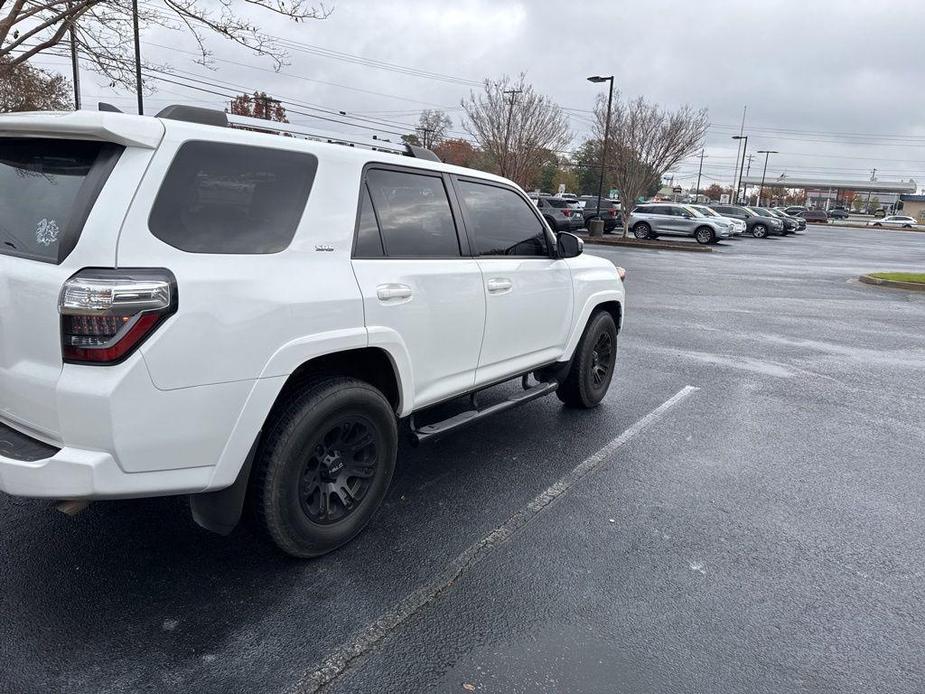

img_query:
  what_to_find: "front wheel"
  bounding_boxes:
[633,222,652,239]
[752,224,768,238]
[695,226,715,244]
[251,377,397,558]
[557,311,618,409]
[873,223,882,227]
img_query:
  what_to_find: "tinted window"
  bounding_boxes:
[542,198,571,209]
[0,138,117,263]
[149,141,317,254]
[366,169,459,257]
[457,180,549,257]
[353,185,384,257]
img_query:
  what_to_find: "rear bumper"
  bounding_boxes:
[0,434,212,499]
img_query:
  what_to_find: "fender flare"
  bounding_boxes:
[562,290,624,361]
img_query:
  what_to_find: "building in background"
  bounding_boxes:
[899,194,925,221]
[740,175,916,212]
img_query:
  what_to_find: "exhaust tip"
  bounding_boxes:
[55,500,91,516]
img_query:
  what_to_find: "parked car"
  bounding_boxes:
[689,204,745,235]
[710,204,784,238]
[784,206,807,216]
[873,208,887,218]
[868,215,919,229]
[799,209,829,223]
[773,207,807,230]
[629,203,734,244]
[578,196,622,232]
[828,207,849,219]
[530,195,584,232]
[0,105,626,558]
[767,208,805,233]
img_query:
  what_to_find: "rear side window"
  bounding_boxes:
[149,141,317,254]
[457,180,548,257]
[353,185,384,257]
[0,138,121,264]
[365,168,459,257]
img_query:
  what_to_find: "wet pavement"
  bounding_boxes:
[1,225,923,693]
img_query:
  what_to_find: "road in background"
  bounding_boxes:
[1,227,923,693]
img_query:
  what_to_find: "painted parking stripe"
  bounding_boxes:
[292,385,700,693]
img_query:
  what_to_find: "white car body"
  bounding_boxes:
[0,109,625,508]
[868,216,919,228]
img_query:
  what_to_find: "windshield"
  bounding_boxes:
[692,205,718,217]
[543,198,572,208]
[681,205,705,217]
[746,207,774,217]
[0,138,117,263]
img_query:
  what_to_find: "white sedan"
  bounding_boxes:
[868,215,920,229]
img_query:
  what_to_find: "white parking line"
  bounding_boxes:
[292,385,700,693]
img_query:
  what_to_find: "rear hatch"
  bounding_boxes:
[0,135,124,439]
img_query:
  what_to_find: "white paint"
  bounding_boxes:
[291,385,699,694]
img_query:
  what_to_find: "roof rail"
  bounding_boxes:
[149,104,442,162]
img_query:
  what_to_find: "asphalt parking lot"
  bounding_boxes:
[1,225,923,694]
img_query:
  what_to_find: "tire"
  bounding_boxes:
[695,226,715,244]
[633,222,652,239]
[903,224,912,229]
[752,224,768,238]
[556,311,618,409]
[873,223,882,227]
[251,376,397,558]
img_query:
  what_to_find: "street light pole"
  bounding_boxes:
[587,75,614,222]
[732,135,748,204]
[756,150,778,207]
[132,0,143,114]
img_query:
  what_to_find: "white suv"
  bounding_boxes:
[0,106,625,557]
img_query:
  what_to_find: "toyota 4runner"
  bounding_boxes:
[0,106,625,557]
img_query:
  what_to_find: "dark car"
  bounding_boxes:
[828,207,849,219]
[784,206,807,216]
[767,208,804,233]
[710,204,784,238]
[799,209,828,223]
[578,196,622,232]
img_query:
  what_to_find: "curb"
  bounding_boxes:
[580,236,713,253]
[859,274,925,292]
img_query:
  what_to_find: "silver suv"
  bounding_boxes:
[629,203,733,244]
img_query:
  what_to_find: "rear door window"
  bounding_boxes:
[456,179,549,257]
[149,141,318,254]
[0,138,121,263]
[365,168,460,257]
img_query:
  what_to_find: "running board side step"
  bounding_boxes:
[410,380,559,445]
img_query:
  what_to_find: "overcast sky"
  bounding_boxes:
[31,0,925,190]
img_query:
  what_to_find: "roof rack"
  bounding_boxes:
[153,104,441,162]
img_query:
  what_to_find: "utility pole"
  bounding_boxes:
[501,88,523,179]
[732,135,748,204]
[132,0,143,114]
[756,150,778,207]
[744,153,754,203]
[68,2,81,109]
[416,127,435,149]
[730,105,747,202]
[255,94,282,120]
[695,149,706,202]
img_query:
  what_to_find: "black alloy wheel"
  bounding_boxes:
[300,417,379,524]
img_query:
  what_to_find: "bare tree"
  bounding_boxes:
[0,56,71,111]
[0,1,330,91]
[462,74,570,188]
[593,93,709,237]
[415,109,451,149]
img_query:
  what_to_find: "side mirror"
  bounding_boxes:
[557,231,583,258]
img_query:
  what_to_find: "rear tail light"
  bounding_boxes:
[615,266,626,281]
[58,268,177,365]
[608,209,617,217]
[562,209,573,217]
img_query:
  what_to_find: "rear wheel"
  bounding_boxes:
[251,377,397,558]
[752,224,768,238]
[557,311,618,409]
[873,223,882,227]
[633,222,652,240]
[695,226,715,244]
